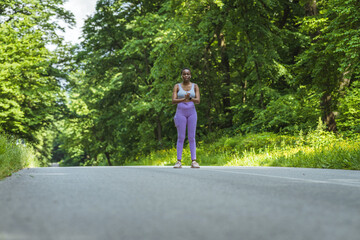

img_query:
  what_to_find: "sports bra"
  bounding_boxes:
[177,83,196,99]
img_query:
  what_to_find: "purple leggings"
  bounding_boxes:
[174,102,197,160]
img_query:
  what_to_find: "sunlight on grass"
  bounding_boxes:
[223,142,360,170]
[0,134,40,179]
[133,131,360,170]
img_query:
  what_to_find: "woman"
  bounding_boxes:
[172,68,200,168]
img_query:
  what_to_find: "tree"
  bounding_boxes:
[57,0,360,166]
[0,0,74,163]
[295,0,360,132]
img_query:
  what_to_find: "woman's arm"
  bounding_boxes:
[172,84,188,104]
[191,84,200,104]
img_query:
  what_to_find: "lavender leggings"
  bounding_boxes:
[174,102,197,160]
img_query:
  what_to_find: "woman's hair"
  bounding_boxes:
[181,68,191,75]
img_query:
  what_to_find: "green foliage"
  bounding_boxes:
[54,0,360,167]
[269,142,360,170]
[2,0,355,167]
[135,131,360,170]
[295,0,360,130]
[0,0,75,165]
[201,132,296,154]
[249,94,320,133]
[337,81,360,134]
[0,133,40,179]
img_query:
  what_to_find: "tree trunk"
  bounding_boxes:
[320,92,337,132]
[155,116,162,147]
[278,2,290,29]
[242,79,247,103]
[305,0,318,16]
[244,29,265,109]
[303,0,338,131]
[339,66,351,95]
[216,31,232,127]
[105,152,112,166]
[203,43,215,132]
[254,61,266,109]
[305,0,320,39]
[321,64,352,133]
[325,65,352,132]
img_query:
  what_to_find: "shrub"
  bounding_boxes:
[250,94,320,133]
[337,81,360,134]
[0,134,39,179]
[131,130,360,170]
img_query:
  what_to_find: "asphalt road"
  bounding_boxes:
[0,166,359,240]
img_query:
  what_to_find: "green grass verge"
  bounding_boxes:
[0,134,40,179]
[128,131,360,170]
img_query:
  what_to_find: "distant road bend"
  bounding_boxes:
[0,166,359,240]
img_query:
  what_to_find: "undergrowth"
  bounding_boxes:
[0,134,40,179]
[129,122,360,170]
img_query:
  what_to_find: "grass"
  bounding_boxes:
[224,142,360,170]
[129,130,360,170]
[0,134,40,179]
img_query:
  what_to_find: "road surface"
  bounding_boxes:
[0,166,359,240]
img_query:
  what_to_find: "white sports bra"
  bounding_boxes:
[177,83,195,99]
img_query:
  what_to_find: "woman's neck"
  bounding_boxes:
[182,80,191,85]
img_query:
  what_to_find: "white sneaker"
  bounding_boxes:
[173,161,182,168]
[191,160,200,168]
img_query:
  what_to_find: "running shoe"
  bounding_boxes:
[191,160,200,168]
[173,161,182,168]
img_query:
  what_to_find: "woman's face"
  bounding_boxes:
[182,69,191,81]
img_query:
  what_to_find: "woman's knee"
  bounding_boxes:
[188,135,196,143]
[177,135,185,143]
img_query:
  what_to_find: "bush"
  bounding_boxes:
[337,81,360,134]
[269,141,360,170]
[0,134,40,179]
[130,129,360,170]
[206,132,297,154]
[250,94,320,133]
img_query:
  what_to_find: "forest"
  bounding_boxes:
[1,0,360,175]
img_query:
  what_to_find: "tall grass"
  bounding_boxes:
[0,134,40,179]
[224,141,360,170]
[130,129,360,170]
